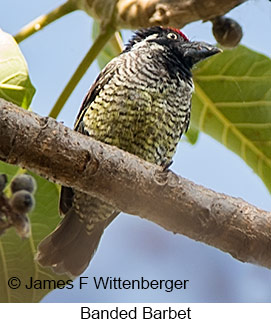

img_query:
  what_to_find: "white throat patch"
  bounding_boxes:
[132,33,164,51]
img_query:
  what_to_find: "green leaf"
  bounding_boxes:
[0,161,19,186]
[192,45,271,192]
[0,29,35,108]
[92,21,123,70]
[185,126,199,145]
[0,171,68,302]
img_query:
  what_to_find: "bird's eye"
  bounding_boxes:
[167,32,178,40]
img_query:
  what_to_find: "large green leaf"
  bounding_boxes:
[0,30,63,302]
[192,45,271,192]
[0,172,68,302]
[0,29,35,108]
[92,21,123,70]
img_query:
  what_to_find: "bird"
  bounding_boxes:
[36,26,221,276]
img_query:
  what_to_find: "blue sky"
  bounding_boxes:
[1,0,271,302]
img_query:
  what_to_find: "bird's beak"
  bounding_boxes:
[183,41,222,65]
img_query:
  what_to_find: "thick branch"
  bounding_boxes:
[14,0,246,44]
[0,99,271,269]
[79,0,246,29]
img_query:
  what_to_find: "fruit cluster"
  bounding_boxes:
[0,174,36,238]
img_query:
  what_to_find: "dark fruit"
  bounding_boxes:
[11,174,36,194]
[212,16,243,48]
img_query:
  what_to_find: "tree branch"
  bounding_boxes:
[15,0,247,44]
[1,98,271,269]
[80,0,247,29]
[14,1,78,43]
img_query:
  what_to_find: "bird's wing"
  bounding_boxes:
[184,102,191,133]
[60,59,118,216]
[74,59,118,132]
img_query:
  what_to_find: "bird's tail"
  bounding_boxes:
[36,207,117,277]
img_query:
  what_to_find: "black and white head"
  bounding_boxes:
[123,26,221,69]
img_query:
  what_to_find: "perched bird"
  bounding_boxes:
[37,26,221,276]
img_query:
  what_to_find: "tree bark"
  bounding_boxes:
[1,98,271,269]
[76,0,246,29]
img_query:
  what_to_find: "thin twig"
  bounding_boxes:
[49,23,116,119]
[14,1,78,43]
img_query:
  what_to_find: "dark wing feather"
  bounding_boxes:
[74,60,118,132]
[184,102,191,133]
[60,60,117,216]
